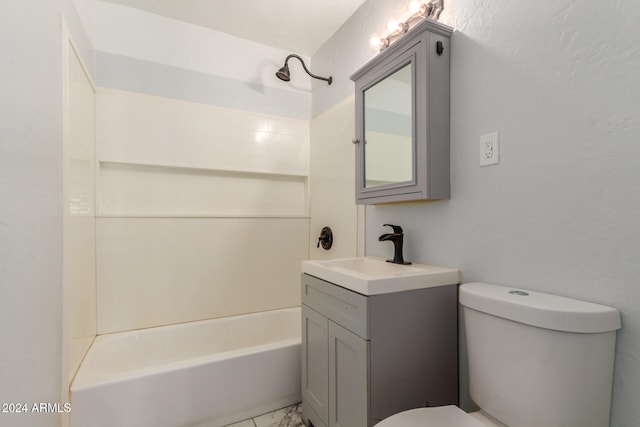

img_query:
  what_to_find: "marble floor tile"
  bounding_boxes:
[224,420,256,427]
[253,404,304,427]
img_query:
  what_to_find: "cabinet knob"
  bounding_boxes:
[352,138,360,144]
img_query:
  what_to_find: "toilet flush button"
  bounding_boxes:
[509,290,529,296]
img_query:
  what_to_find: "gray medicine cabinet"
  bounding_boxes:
[350,19,453,204]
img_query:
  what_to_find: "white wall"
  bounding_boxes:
[0,1,93,426]
[61,26,97,421]
[92,2,311,332]
[311,0,640,425]
[92,1,311,118]
[0,4,63,426]
[309,96,364,259]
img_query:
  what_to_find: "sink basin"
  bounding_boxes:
[302,257,459,295]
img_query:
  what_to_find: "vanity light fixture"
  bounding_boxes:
[275,54,333,85]
[369,0,444,51]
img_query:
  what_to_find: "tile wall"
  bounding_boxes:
[91,2,312,333]
[62,28,96,415]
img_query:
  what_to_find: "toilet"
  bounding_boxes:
[377,282,621,427]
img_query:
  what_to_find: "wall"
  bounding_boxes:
[311,0,640,425]
[61,23,97,424]
[91,1,310,333]
[0,1,93,426]
[309,95,365,259]
[307,0,413,260]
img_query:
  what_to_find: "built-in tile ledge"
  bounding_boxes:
[98,160,309,179]
[96,214,310,218]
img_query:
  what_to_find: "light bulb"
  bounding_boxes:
[369,35,381,50]
[408,1,423,14]
[386,19,400,33]
[369,35,388,51]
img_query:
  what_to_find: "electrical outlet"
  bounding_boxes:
[480,131,500,166]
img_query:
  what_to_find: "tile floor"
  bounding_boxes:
[225,403,305,427]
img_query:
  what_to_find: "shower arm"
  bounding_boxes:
[283,54,333,85]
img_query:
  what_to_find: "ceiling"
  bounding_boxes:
[101,0,368,55]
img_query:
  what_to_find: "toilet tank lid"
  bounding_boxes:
[460,282,621,333]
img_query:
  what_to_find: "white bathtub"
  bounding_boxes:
[71,307,301,427]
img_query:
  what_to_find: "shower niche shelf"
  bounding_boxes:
[96,160,308,218]
[98,160,308,179]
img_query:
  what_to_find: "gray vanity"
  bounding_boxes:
[300,257,460,427]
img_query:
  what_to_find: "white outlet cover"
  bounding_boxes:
[480,131,500,166]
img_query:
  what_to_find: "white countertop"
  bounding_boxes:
[302,257,460,296]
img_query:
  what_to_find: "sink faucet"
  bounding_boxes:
[378,224,411,265]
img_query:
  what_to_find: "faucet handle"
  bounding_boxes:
[317,226,333,250]
[383,224,404,234]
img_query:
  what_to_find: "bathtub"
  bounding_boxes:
[71,307,301,427]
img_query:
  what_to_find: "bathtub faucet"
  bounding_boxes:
[378,224,411,265]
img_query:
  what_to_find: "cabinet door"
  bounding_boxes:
[302,305,329,425]
[328,321,369,427]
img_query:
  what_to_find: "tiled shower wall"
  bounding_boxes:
[92,1,311,333]
[62,26,96,421]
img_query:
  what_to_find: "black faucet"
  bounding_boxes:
[378,224,411,265]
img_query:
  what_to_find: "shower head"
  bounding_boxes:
[275,54,332,85]
[276,64,291,82]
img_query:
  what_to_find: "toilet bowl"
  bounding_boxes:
[376,405,503,427]
[377,282,621,427]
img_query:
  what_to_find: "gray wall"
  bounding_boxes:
[312,0,640,426]
[0,1,92,426]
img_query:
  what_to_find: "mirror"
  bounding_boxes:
[363,63,413,188]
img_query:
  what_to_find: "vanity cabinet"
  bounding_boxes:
[350,19,453,204]
[301,273,458,427]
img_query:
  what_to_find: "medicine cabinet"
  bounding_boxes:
[350,19,452,204]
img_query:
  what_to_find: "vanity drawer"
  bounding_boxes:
[302,273,369,339]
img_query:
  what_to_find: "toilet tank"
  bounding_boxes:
[460,282,621,427]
